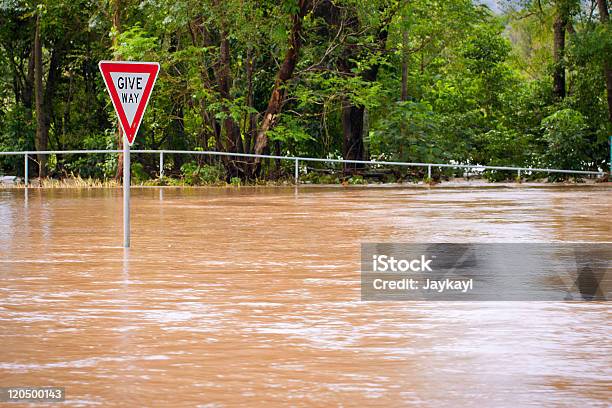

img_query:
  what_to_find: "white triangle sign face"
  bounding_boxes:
[99,61,160,145]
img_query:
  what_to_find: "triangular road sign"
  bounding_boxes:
[99,61,160,146]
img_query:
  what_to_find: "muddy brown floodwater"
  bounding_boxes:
[0,186,611,407]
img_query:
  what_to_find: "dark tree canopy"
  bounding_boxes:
[0,0,610,181]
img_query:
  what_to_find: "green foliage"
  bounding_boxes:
[131,162,149,184]
[0,0,609,182]
[267,115,314,144]
[60,134,117,179]
[302,172,340,184]
[478,127,535,167]
[541,108,590,170]
[347,175,365,185]
[461,25,512,74]
[0,106,34,175]
[114,26,158,61]
[370,101,442,163]
[180,162,225,185]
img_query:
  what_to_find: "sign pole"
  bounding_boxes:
[99,61,159,247]
[123,135,130,248]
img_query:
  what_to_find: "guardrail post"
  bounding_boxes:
[295,158,299,185]
[427,164,431,180]
[159,151,164,179]
[24,153,28,186]
[517,168,521,182]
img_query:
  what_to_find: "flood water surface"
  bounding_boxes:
[0,186,611,406]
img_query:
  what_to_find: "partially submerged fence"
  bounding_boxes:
[0,149,606,185]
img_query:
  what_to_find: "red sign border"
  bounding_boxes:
[98,61,160,146]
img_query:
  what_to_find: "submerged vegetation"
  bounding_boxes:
[0,0,610,183]
[4,161,602,187]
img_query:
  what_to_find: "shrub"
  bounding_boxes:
[199,164,225,184]
[348,175,365,185]
[541,109,589,171]
[131,162,149,184]
[180,162,225,185]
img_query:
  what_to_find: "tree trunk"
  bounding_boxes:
[168,103,186,170]
[34,14,48,178]
[244,47,256,154]
[24,48,35,122]
[553,13,567,99]
[252,0,311,164]
[215,30,243,155]
[274,140,282,176]
[44,47,60,139]
[401,17,409,102]
[340,21,389,171]
[316,0,393,171]
[211,0,244,177]
[188,17,219,157]
[400,12,409,165]
[597,0,612,124]
[342,102,365,163]
[198,99,210,150]
[214,29,244,177]
[110,0,124,180]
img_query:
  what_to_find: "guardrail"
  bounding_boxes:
[0,149,606,185]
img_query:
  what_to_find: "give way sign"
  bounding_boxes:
[98,61,160,145]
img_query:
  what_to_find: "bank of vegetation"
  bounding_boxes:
[0,0,610,183]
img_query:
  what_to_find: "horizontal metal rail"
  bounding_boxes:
[1,149,606,183]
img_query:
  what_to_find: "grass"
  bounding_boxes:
[2,176,296,188]
[2,176,121,188]
[1,173,606,189]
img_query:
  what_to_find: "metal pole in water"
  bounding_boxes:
[123,138,130,248]
[159,151,164,179]
[24,153,28,187]
[295,159,299,185]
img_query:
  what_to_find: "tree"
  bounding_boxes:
[552,1,569,98]
[596,0,611,124]
[252,0,312,167]
[109,0,124,180]
[0,0,609,182]
[33,11,47,177]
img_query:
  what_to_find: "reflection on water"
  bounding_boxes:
[0,186,610,406]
